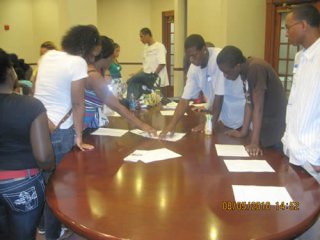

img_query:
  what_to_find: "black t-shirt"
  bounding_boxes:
[0,93,46,170]
[241,58,287,147]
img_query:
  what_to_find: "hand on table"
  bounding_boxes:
[159,127,175,140]
[75,136,95,151]
[140,123,158,137]
[245,143,263,157]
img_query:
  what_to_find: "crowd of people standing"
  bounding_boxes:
[0,4,319,240]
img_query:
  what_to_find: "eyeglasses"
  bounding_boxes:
[285,21,302,31]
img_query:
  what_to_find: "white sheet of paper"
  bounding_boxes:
[232,185,293,205]
[91,128,128,137]
[224,160,275,172]
[108,112,121,117]
[160,110,187,116]
[162,102,178,110]
[191,103,207,108]
[124,148,182,163]
[215,144,249,157]
[123,150,149,162]
[130,129,186,142]
[142,148,182,163]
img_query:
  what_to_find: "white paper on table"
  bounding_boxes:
[215,144,249,157]
[108,112,121,117]
[91,128,128,137]
[124,148,182,163]
[162,102,178,110]
[224,160,275,172]
[232,185,293,205]
[160,110,187,116]
[130,129,186,142]
[142,148,182,163]
[123,150,149,162]
[191,103,207,108]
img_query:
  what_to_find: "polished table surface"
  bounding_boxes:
[47,107,320,240]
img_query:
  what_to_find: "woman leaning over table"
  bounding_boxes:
[34,25,100,240]
[0,48,54,240]
[84,36,156,135]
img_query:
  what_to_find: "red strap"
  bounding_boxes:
[0,168,40,180]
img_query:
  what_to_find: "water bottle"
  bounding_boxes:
[129,93,136,111]
[205,114,213,135]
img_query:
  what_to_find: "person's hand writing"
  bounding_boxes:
[192,123,205,132]
[245,143,263,157]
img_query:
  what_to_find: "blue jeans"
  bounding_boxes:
[44,127,75,240]
[0,173,45,240]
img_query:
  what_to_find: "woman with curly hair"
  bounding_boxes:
[34,25,101,240]
[0,48,54,239]
[84,36,156,135]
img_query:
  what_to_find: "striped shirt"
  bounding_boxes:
[282,38,320,166]
[84,89,104,129]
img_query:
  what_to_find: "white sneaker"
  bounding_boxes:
[59,228,65,237]
[37,228,45,235]
[58,227,73,240]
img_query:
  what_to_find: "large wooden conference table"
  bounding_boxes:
[46,107,320,240]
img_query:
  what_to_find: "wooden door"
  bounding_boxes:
[265,0,320,94]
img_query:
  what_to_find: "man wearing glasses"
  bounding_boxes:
[282,5,320,182]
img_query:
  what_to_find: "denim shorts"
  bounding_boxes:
[0,173,45,239]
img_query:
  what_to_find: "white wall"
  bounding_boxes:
[0,0,98,63]
[225,0,266,58]
[32,0,61,57]
[187,0,227,48]
[0,0,35,61]
[97,0,151,62]
[0,0,266,82]
[187,0,266,58]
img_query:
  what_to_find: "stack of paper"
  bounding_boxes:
[91,128,128,137]
[224,160,275,172]
[215,144,249,157]
[130,129,186,142]
[124,148,182,163]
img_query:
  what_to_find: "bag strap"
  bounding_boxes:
[55,109,72,130]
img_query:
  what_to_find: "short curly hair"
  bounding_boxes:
[61,25,101,63]
[292,5,320,28]
[40,41,57,50]
[184,34,206,51]
[140,28,152,37]
[0,48,12,84]
[217,45,246,68]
